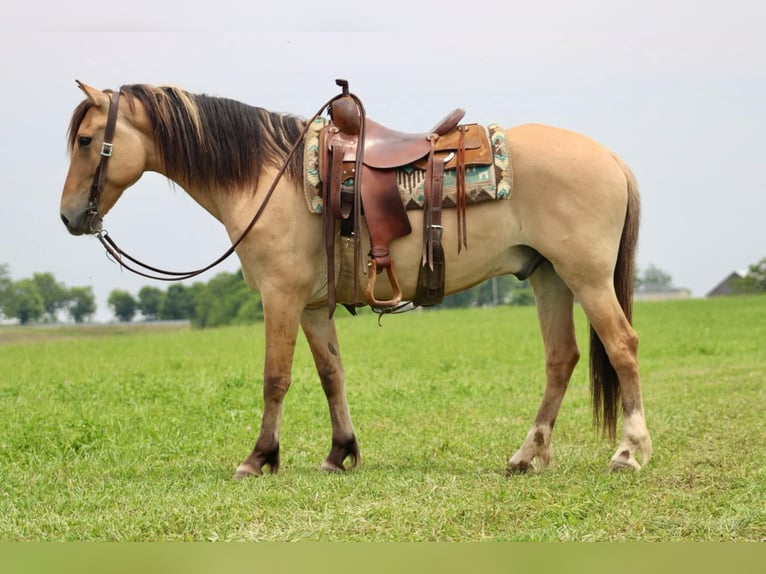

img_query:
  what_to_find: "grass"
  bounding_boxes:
[0,296,764,541]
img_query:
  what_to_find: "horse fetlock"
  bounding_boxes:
[506,425,554,475]
[608,435,651,472]
[506,442,552,475]
[608,412,652,472]
[233,447,280,479]
[321,436,360,472]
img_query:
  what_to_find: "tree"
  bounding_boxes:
[31,272,69,322]
[137,286,164,321]
[441,276,534,308]
[636,264,673,292]
[159,283,196,320]
[4,279,45,324]
[108,290,137,322]
[67,286,96,323]
[440,287,476,308]
[131,270,265,328]
[734,257,766,293]
[192,270,262,328]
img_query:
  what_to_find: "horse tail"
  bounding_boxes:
[590,154,640,440]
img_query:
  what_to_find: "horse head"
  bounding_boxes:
[60,81,150,235]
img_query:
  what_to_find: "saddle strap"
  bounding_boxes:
[456,126,468,253]
[329,143,352,220]
[422,135,445,268]
[414,136,446,306]
[322,151,338,312]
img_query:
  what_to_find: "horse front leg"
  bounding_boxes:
[507,263,580,474]
[301,307,360,471]
[234,298,303,479]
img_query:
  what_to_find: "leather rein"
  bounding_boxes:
[88,86,355,282]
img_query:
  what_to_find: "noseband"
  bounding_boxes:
[86,89,121,229]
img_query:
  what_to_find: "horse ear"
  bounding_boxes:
[76,80,108,108]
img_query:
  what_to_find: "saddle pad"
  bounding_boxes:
[302,117,512,214]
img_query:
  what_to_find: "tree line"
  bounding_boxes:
[0,264,96,324]
[732,257,766,293]
[109,272,534,326]
[0,264,263,328]
[107,269,263,328]
[1,263,533,327]
[8,259,761,328]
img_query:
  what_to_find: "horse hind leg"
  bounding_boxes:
[301,307,360,472]
[575,283,652,471]
[507,262,580,474]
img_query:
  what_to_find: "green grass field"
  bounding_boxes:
[1,296,764,541]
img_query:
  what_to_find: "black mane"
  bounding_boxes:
[68,84,306,191]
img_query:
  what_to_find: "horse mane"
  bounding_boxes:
[67,84,306,191]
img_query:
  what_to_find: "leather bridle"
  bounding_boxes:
[87,85,352,282]
[85,89,121,232]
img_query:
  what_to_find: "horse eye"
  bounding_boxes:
[78,135,92,148]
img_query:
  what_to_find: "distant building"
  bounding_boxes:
[634,287,692,301]
[706,270,747,297]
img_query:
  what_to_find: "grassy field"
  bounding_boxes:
[0,296,764,541]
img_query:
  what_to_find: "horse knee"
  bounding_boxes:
[263,374,291,401]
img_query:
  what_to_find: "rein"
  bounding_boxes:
[90,84,358,282]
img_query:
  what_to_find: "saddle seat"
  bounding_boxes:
[363,109,466,169]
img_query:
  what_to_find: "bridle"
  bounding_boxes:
[85,89,120,231]
[86,83,359,282]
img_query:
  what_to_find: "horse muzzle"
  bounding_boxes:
[60,208,103,236]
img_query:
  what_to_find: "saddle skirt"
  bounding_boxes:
[302,117,513,215]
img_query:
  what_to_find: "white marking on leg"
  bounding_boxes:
[508,424,552,472]
[610,410,652,471]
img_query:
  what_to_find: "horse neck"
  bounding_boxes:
[172,170,297,241]
[164,173,229,224]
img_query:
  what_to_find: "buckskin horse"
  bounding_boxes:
[59,81,652,477]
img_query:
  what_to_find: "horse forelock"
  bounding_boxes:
[66,83,305,191]
[67,99,94,153]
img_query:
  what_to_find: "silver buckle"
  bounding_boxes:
[101,142,114,157]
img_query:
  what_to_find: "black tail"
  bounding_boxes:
[590,156,640,440]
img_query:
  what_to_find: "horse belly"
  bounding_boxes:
[351,201,530,303]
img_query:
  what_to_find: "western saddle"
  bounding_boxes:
[319,80,490,315]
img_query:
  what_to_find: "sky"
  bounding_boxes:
[1,1,764,321]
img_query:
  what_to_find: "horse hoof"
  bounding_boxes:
[320,460,345,473]
[505,461,532,475]
[608,458,641,472]
[233,463,262,480]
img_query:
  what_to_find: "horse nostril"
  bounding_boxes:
[60,213,70,228]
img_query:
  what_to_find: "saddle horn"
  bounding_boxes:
[330,79,361,136]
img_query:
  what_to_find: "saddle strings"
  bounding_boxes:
[456,126,468,253]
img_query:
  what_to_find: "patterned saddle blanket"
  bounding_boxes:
[302,117,513,214]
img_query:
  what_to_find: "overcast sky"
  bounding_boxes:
[1,1,764,320]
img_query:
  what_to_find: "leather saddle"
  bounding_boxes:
[318,81,491,315]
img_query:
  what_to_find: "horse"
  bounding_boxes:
[59,81,652,478]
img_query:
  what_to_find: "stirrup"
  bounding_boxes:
[365,259,403,308]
